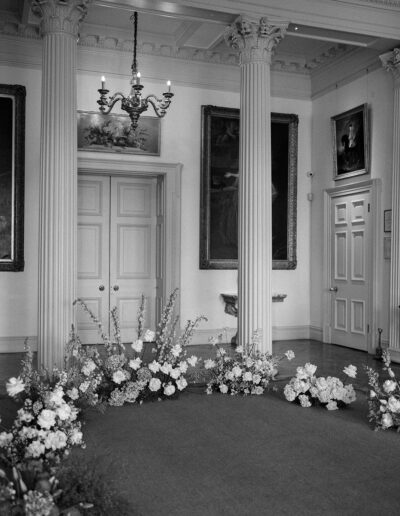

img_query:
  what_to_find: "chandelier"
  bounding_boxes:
[97,11,174,132]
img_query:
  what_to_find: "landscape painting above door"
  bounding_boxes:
[199,105,298,270]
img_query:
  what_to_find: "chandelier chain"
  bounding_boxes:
[130,12,138,74]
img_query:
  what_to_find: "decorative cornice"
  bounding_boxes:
[380,48,400,84]
[224,16,288,65]
[31,0,91,38]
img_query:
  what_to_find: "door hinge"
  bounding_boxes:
[368,203,370,213]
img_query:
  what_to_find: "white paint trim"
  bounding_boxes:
[323,179,381,354]
[310,325,324,341]
[190,325,311,345]
[78,155,182,319]
[0,337,37,353]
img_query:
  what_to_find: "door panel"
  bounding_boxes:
[77,175,157,345]
[77,177,110,343]
[330,191,370,350]
[110,177,157,343]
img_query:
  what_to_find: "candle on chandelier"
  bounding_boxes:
[167,80,171,93]
[101,76,106,89]
[137,72,141,85]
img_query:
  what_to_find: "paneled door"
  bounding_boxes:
[77,175,157,344]
[329,190,371,351]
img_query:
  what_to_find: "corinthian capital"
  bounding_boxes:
[380,48,400,84]
[32,0,91,38]
[224,16,288,65]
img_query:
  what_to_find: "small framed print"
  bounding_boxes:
[331,104,369,181]
[384,209,392,233]
[384,237,391,260]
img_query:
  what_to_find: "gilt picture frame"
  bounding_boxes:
[331,103,369,181]
[0,84,25,271]
[77,111,161,156]
[200,105,298,270]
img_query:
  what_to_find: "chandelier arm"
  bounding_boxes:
[99,93,125,115]
[146,95,171,117]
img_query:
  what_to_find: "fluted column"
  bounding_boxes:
[225,17,287,352]
[381,49,400,353]
[32,0,90,369]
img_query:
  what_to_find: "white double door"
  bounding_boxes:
[329,189,371,351]
[77,174,157,344]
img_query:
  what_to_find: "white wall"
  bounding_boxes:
[0,37,312,350]
[310,68,394,345]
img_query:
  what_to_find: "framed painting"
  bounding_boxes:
[0,84,25,271]
[200,105,298,270]
[77,111,161,156]
[331,104,369,180]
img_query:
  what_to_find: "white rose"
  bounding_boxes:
[176,377,188,391]
[178,361,188,374]
[164,384,176,396]
[17,409,34,423]
[131,339,143,353]
[56,403,72,421]
[170,368,181,380]
[187,356,198,367]
[232,366,242,378]
[252,386,264,395]
[253,374,261,385]
[343,365,357,379]
[6,377,25,397]
[0,432,13,447]
[79,381,90,393]
[284,384,296,402]
[387,396,400,413]
[149,378,162,392]
[326,400,338,411]
[225,371,235,381]
[304,363,317,377]
[285,350,295,361]
[49,387,64,406]
[112,370,126,385]
[243,371,253,382]
[383,380,397,394]
[37,409,57,430]
[26,440,45,458]
[160,363,172,375]
[382,412,394,429]
[67,388,79,401]
[148,360,160,373]
[204,359,216,370]
[70,429,83,446]
[143,329,156,342]
[129,357,142,371]
[82,359,96,376]
[219,384,229,394]
[299,394,312,407]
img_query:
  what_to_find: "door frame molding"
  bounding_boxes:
[323,179,381,354]
[78,155,182,321]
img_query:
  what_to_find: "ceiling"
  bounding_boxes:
[1,0,399,78]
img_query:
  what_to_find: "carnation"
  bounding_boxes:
[343,364,357,378]
[232,366,242,378]
[326,400,338,411]
[252,374,262,385]
[0,432,13,447]
[131,339,143,353]
[44,430,68,450]
[252,386,264,395]
[383,380,397,394]
[160,362,172,375]
[204,359,216,370]
[284,385,296,402]
[171,344,182,357]
[26,440,46,459]
[219,384,229,394]
[243,371,253,382]
[67,388,79,401]
[285,350,295,360]
[6,377,25,397]
[178,361,188,374]
[69,428,83,446]
[304,363,317,377]
[299,394,312,407]
[382,412,394,429]
[387,396,400,414]
[170,368,181,380]
[82,359,96,376]
[56,403,72,421]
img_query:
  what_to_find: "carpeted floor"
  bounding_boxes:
[76,387,400,516]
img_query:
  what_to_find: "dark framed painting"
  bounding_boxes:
[0,84,25,271]
[331,103,369,180]
[78,111,161,156]
[200,105,298,270]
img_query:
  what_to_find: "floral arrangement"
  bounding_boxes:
[366,350,400,431]
[205,332,295,396]
[0,348,84,468]
[284,363,357,410]
[68,289,204,407]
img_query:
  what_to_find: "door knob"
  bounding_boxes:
[113,285,119,291]
[329,286,338,292]
[98,285,105,291]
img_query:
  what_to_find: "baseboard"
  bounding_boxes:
[190,325,312,345]
[309,325,323,342]
[0,336,37,353]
